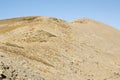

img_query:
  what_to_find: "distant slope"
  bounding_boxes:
[0,16,120,80]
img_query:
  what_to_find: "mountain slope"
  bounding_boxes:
[0,16,120,80]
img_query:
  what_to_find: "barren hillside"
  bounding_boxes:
[0,16,120,80]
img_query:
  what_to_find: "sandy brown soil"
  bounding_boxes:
[0,16,120,80]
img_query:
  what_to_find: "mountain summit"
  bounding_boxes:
[0,16,120,80]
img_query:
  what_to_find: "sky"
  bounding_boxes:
[0,0,120,30]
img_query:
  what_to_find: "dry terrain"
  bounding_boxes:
[0,16,120,80]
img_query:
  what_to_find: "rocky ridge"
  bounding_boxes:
[0,16,120,80]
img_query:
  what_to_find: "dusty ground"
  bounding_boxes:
[0,16,120,80]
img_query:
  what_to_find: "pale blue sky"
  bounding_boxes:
[0,0,120,29]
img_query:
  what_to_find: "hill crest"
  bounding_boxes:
[0,16,120,80]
